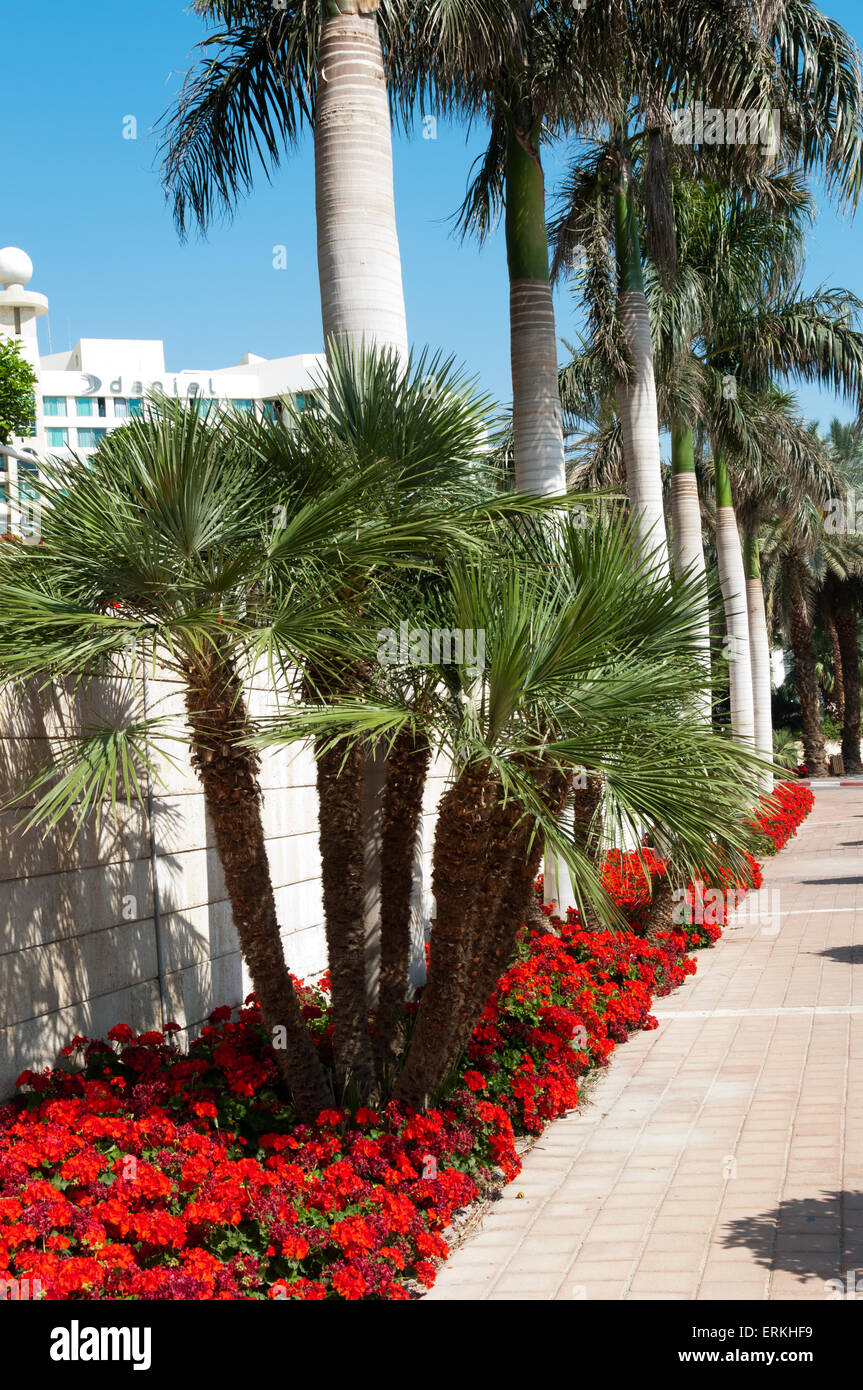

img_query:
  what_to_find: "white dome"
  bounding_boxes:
[0,247,34,288]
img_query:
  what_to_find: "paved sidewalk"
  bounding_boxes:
[426,787,863,1301]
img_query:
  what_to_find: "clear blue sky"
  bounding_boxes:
[2,0,861,429]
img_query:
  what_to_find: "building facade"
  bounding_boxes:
[0,245,326,533]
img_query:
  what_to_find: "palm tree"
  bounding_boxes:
[0,348,506,1116]
[552,0,863,574]
[159,0,408,358]
[234,342,508,1096]
[0,398,360,1121]
[280,512,770,1108]
[823,419,863,772]
[560,166,863,763]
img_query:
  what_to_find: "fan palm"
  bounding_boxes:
[268,513,771,1108]
[0,349,511,1119]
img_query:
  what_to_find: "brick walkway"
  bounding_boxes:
[425,787,863,1301]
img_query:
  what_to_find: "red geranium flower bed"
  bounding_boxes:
[0,783,812,1300]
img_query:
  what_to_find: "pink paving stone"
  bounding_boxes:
[423,787,862,1303]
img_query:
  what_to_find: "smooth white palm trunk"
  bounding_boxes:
[616,290,669,577]
[315,9,408,358]
[747,574,774,792]
[511,280,567,494]
[715,506,756,745]
[671,470,712,723]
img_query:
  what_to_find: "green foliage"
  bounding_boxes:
[0,337,37,444]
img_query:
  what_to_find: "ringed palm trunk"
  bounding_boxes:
[834,580,862,774]
[786,557,828,777]
[743,528,774,792]
[374,727,431,1076]
[714,454,755,745]
[315,0,408,359]
[670,423,711,722]
[505,123,566,495]
[614,154,669,577]
[548,774,604,930]
[184,653,331,1124]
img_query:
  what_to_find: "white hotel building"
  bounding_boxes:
[0,246,325,533]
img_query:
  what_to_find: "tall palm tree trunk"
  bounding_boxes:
[614,152,668,576]
[670,422,711,721]
[835,580,862,774]
[744,528,774,791]
[714,454,755,744]
[374,727,430,1074]
[786,558,828,777]
[315,0,408,359]
[184,653,331,1124]
[505,123,566,495]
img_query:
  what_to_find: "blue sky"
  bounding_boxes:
[2,0,861,430]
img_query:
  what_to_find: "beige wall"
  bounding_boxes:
[0,675,448,1099]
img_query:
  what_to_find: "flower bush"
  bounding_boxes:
[0,783,812,1300]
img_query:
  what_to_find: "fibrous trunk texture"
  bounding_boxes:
[393,765,500,1109]
[184,654,331,1124]
[315,8,408,360]
[835,582,861,774]
[374,727,431,1076]
[316,737,377,1098]
[450,770,573,1074]
[644,873,675,944]
[396,765,571,1110]
[788,577,828,778]
[824,607,845,723]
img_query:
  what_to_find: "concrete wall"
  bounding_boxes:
[0,674,448,1099]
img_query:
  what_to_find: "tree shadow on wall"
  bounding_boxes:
[0,674,209,1094]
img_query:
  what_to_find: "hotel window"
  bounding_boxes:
[46,428,69,448]
[230,399,254,413]
[114,398,129,418]
[128,398,143,417]
[76,397,94,417]
[77,428,108,448]
[18,462,39,501]
[43,396,67,417]
[97,397,107,417]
